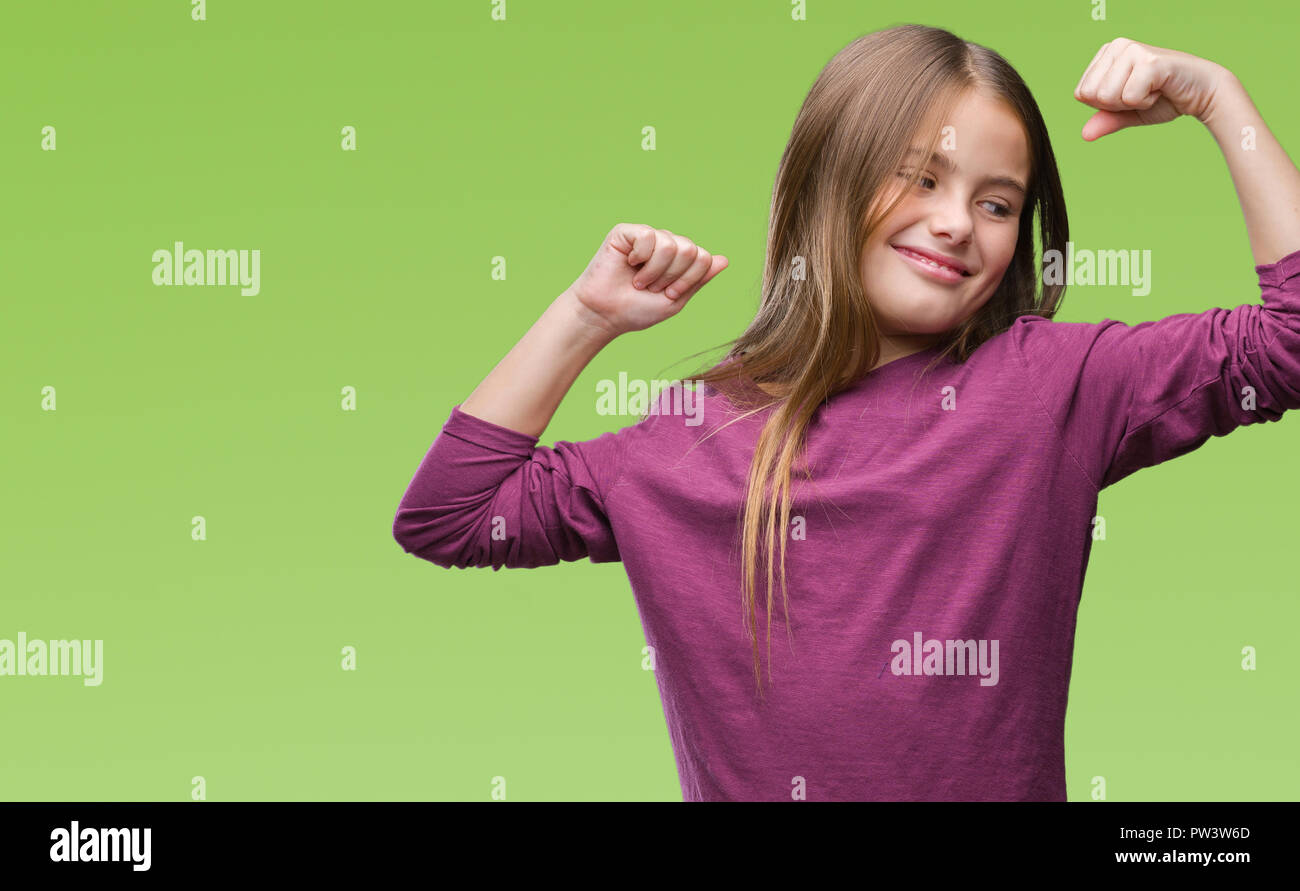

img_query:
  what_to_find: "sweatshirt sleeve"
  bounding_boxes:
[1010,247,1300,491]
[392,404,637,569]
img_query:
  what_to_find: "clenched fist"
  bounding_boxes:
[1073,37,1233,140]
[565,224,729,337]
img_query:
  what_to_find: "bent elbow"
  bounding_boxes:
[392,510,446,563]
[392,508,483,569]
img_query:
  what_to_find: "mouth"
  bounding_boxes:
[890,244,973,282]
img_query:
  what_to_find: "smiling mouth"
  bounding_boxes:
[890,244,973,278]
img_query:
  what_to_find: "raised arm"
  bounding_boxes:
[1199,71,1300,268]
[1074,37,1300,265]
[459,224,728,437]
[457,287,618,439]
[1012,40,1300,492]
[392,224,728,567]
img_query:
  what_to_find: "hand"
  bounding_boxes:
[1073,37,1231,140]
[564,223,729,336]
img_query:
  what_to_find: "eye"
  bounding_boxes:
[897,169,1016,219]
[896,169,936,189]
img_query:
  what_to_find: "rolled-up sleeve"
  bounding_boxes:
[1011,247,1300,490]
[392,404,636,569]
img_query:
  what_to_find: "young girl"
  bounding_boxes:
[392,25,1300,801]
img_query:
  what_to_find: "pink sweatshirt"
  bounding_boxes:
[393,247,1300,800]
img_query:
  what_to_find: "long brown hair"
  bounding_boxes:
[659,24,1069,700]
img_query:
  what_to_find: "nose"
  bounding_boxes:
[927,190,975,244]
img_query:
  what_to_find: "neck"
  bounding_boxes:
[868,332,942,371]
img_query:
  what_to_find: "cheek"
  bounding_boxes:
[865,238,902,272]
[966,262,1013,311]
[985,254,1016,289]
[973,233,1019,285]
[989,230,1020,267]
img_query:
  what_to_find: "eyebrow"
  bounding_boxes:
[903,147,1027,196]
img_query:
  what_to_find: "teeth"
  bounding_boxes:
[899,247,961,274]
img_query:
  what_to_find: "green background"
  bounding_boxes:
[1,0,1296,801]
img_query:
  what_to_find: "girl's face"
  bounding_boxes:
[860,90,1032,352]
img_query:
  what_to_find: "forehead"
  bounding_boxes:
[925,92,1031,178]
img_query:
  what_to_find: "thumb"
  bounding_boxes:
[669,255,729,303]
[1081,108,1144,141]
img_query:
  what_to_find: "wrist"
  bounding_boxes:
[555,286,621,348]
[1198,65,1248,132]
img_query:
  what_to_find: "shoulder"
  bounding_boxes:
[1003,313,1141,383]
[1007,312,1128,354]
